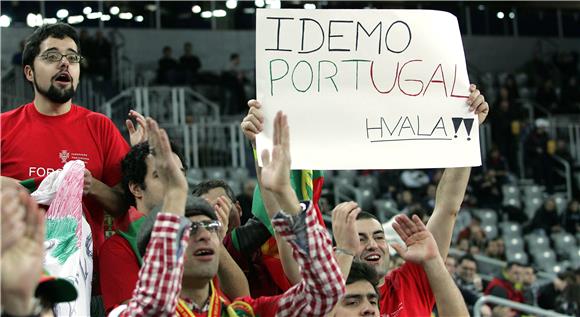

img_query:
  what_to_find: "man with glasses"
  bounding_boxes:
[0,22,130,311]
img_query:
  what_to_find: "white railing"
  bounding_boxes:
[474,295,572,317]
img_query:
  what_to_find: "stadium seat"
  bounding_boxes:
[483,225,498,240]
[226,179,242,196]
[334,176,355,187]
[524,197,543,220]
[506,251,528,265]
[227,167,250,183]
[357,175,379,194]
[205,167,227,180]
[337,170,357,183]
[522,185,545,200]
[187,168,204,180]
[552,194,568,214]
[525,234,551,253]
[506,237,525,253]
[356,188,375,211]
[473,209,498,226]
[552,233,577,257]
[374,199,399,223]
[569,249,580,268]
[532,250,557,271]
[502,185,520,200]
[500,222,522,238]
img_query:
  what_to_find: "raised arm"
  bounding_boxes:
[427,84,489,259]
[118,118,190,317]
[241,100,301,284]
[260,112,345,316]
[391,214,469,317]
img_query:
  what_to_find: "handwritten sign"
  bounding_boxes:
[256,9,481,169]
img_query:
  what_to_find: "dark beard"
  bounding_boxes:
[33,75,76,104]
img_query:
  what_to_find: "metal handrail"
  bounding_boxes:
[473,295,572,317]
[551,155,572,202]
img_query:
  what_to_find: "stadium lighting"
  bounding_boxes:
[226,0,238,9]
[119,12,133,20]
[266,0,281,9]
[496,11,505,19]
[56,9,69,19]
[509,12,515,19]
[135,15,144,22]
[87,12,102,20]
[304,3,316,9]
[0,15,12,27]
[67,15,84,24]
[27,13,43,27]
[254,0,265,8]
[100,14,111,21]
[110,6,120,15]
[201,11,212,18]
[213,9,227,17]
[192,5,202,14]
[43,18,57,24]
[83,7,92,15]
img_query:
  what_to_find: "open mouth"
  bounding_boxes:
[364,253,381,263]
[193,248,215,261]
[54,72,72,84]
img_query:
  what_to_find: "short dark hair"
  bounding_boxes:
[506,261,524,269]
[458,254,477,266]
[356,211,380,223]
[22,23,80,70]
[121,141,185,207]
[347,262,380,298]
[137,197,216,257]
[230,53,239,60]
[191,179,236,202]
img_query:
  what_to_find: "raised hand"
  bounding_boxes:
[467,84,490,125]
[241,100,264,146]
[260,111,291,194]
[1,189,45,314]
[126,110,148,146]
[213,196,231,241]
[146,118,187,192]
[332,201,361,255]
[390,214,439,265]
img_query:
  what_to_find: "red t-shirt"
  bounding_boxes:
[379,262,436,317]
[1,103,129,270]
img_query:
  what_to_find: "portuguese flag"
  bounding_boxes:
[251,169,325,292]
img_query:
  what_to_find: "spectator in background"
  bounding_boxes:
[538,269,580,316]
[472,168,503,210]
[561,76,580,113]
[445,255,457,276]
[485,262,525,303]
[11,40,25,67]
[222,53,247,114]
[521,264,539,306]
[456,254,483,294]
[562,199,580,234]
[78,29,93,76]
[536,78,559,112]
[396,189,415,213]
[421,184,436,211]
[503,74,519,101]
[525,197,563,235]
[457,215,487,249]
[92,30,112,79]
[489,99,519,169]
[156,46,178,85]
[525,119,554,193]
[485,238,506,261]
[486,147,510,183]
[180,42,201,85]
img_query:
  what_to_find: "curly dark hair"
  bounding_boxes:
[22,22,80,71]
[121,141,185,207]
[191,179,236,202]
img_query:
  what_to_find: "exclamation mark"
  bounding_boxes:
[463,118,474,141]
[452,117,463,138]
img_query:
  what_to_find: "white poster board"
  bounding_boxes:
[256,9,481,170]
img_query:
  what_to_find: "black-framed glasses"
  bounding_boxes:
[190,220,221,235]
[39,51,83,64]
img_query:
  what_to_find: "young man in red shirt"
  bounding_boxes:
[0,23,130,298]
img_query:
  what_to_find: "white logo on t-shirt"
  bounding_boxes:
[59,150,70,163]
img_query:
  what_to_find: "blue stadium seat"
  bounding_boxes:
[525,234,551,253]
[483,225,498,240]
[532,250,557,271]
[506,251,529,265]
[500,222,523,238]
[505,237,525,253]
[552,233,577,257]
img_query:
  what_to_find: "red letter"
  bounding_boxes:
[397,59,424,97]
[450,64,469,99]
[423,64,447,97]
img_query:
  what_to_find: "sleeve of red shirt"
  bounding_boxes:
[92,113,130,187]
[398,262,436,311]
[99,236,141,314]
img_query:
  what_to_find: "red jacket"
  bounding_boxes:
[485,276,524,303]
